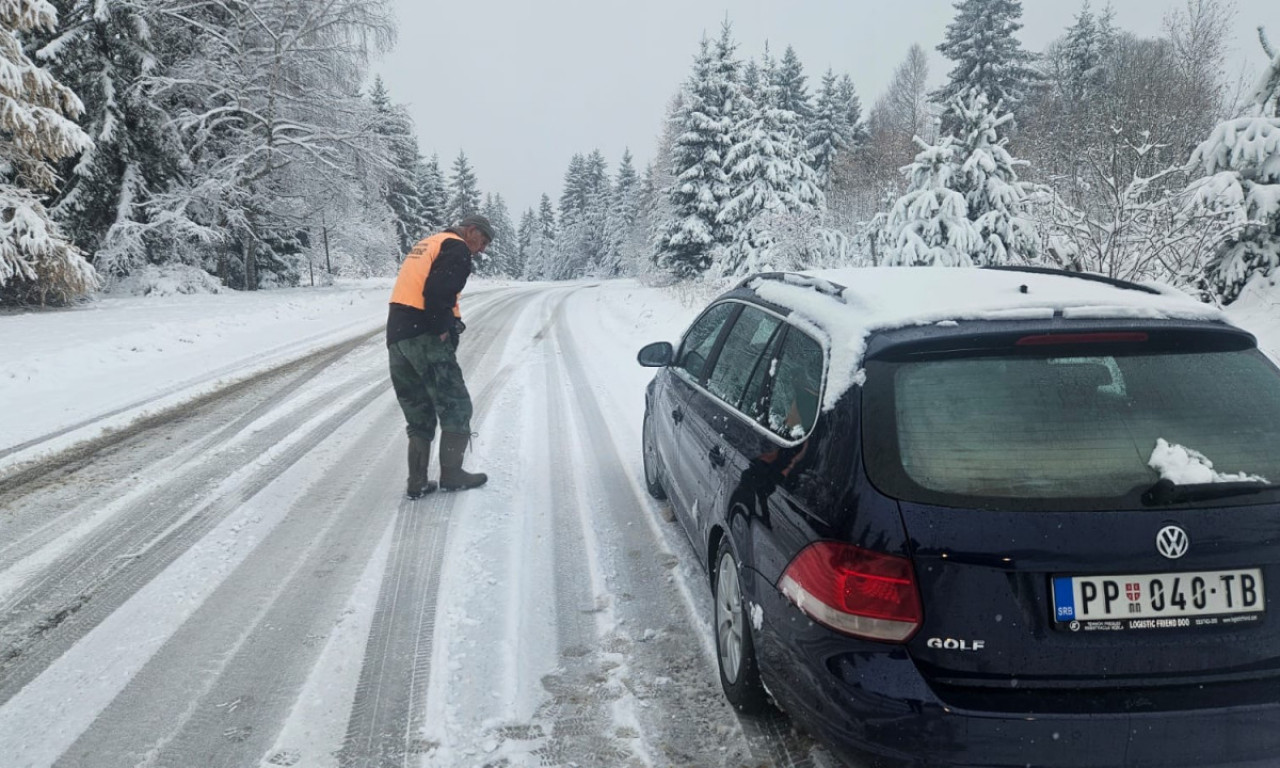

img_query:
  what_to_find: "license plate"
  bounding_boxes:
[1053,569,1265,623]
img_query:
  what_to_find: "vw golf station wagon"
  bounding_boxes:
[637,266,1280,767]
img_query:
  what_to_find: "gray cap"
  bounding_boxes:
[458,214,495,241]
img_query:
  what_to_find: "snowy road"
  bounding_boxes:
[0,283,837,768]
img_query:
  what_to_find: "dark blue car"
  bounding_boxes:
[637,267,1280,767]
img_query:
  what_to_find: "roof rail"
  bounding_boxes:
[982,265,1162,296]
[736,271,848,298]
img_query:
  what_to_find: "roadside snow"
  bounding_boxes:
[0,279,512,471]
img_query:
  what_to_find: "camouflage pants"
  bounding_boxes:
[388,333,473,440]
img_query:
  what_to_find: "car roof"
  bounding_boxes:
[725,266,1236,412]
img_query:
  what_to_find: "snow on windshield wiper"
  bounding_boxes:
[1141,478,1280,506]
[1142,438,1273,505]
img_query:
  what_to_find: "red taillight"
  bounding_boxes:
[778,542,922,643]
[1015,332,1148,346]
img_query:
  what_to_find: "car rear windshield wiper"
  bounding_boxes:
[1141,478,1280,506]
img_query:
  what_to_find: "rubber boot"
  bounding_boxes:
[406,435,438,499]
[439,431,487,491]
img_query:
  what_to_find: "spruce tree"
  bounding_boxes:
[370,76,425,255]
[601,149,640,276]
[39,0,181,277]
[0,0,96,305]
[657,30,738,278]
[446,151,481,223]
[719,68,824,276]
[950,92,1040,265]
[934,0,1038,128]
[478,193,517,277]
[515,207,535,279]
[417,153,448,232]
[1191,30,1280,303]
[808,69,848,185]
[883,90,1039,267]
[524,193,558,280]
[837,74,868,148]
[774,45,812,121]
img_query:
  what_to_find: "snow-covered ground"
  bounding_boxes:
[1,271,1278,768]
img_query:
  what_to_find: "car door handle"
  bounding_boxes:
[709,446,726,467]
[672,407,684,425]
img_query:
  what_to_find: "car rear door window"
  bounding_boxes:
[865,348,1280,507]
[706,306,781,407]
[676,303,736,382]
[766,330,825,440]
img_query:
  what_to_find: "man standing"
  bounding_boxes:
[387,215,492,497]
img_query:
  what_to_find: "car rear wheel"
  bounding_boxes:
[713,539,768,713]
[642,410,667,500]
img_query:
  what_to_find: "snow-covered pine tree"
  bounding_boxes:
[557,151,610,278]
[600,148,640,276]
[656,28,738,279]
[38,0,181,278]
[807,69,848,185]
[883,90,1039,267]
[774,45,812,122]
[950,91,1040,265]
[515,207,535,279]
[837,74,868,149]
[417,153,448,233]
[1190,29,1280,303]
[370,76,425,255]
[882,137,982,267]
[523,193,557,280]
[934,0,1038,129]
[477,192,516,277]
[0,0,95,305]
[446,151,481,224]
[718,64,824,276]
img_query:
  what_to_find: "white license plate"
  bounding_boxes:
[1053,569,1264,622]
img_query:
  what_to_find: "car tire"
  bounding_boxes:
[713,538,769,714]
[642,409,667,500]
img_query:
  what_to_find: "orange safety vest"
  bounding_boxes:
[389,232,464,318]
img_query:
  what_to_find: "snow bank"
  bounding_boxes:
[0,279,399,468]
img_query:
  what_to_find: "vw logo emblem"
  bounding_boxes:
[1156,525,1190,560]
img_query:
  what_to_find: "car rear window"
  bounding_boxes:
[864,348,1280,508]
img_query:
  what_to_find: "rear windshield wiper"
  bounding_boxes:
[1141,478,1280,506]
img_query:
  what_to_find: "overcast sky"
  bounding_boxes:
[377,0,1279,217]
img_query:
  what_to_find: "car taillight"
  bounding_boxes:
[779,542,922,642]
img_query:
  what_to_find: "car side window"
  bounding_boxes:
[676,303,736,382]
[766,329,825,440]
[706,306,782,408]
[740,326,787,424]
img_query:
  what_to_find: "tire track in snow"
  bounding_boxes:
[0,291,520,709]
[337,287,555,768]
[50,399,406,768]
[0,376,390,708]
[552,287,832,768]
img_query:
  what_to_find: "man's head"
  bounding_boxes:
[457,215,494,255]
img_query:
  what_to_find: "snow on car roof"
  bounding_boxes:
[745,266,1229,412]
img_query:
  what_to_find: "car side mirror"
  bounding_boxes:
[637,341,674,367]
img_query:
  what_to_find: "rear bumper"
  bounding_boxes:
[747,571,1280,768]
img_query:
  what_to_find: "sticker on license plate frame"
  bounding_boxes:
[1052,568,1265,631]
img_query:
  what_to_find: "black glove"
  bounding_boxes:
[448,317,465,347]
